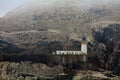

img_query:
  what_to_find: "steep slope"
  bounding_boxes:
[0,0,120,47]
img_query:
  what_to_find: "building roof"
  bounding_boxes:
[82,36,87,41]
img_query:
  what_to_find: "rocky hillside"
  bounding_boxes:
[0,0,120,78]
[0,61,63,79]
[0,61,119,80]
[89,25,120,75]
[0,0,119,76]
[0,0,120,47]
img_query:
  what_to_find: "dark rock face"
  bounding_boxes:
[88,42,107,69]
[114,64,120,76]
[91,25,120,74]
[0,40,24,54]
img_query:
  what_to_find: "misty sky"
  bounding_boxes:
[0,0,119,17]
[0,0,31,17]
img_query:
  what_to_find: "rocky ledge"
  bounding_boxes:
[0,61,63,80]
[0,62,119,80]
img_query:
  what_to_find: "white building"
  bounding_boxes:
[56,51,84,55]
[53,36,87,55]
[52,36,88,63]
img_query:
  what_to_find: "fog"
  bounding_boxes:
[30,0,120,6]
[0,0,120,17]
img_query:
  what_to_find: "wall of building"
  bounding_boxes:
[49,54,87,65]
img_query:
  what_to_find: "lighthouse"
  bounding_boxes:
[52,36,88,64]
[81,36,87,55]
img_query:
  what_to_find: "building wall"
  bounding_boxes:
[49,54,87,65]
[56,51,84,55]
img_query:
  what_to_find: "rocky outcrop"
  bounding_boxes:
[0,39,24,54]
[90,24,120,75]
[73,70,120,80]
[0,62,63,80]
[0,62,119,80]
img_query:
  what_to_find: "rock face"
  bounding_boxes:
[0,40,23,54]
[0,0,120,46]
[73,70,120,80]
[0,62,119,80]
[92,25,120,69]
[0,62,63,79]
[0,0,119,55]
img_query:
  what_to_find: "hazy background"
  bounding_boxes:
[0,0,119,17]
[0,0,30,17]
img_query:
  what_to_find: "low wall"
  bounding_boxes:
[49,54,87,65]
